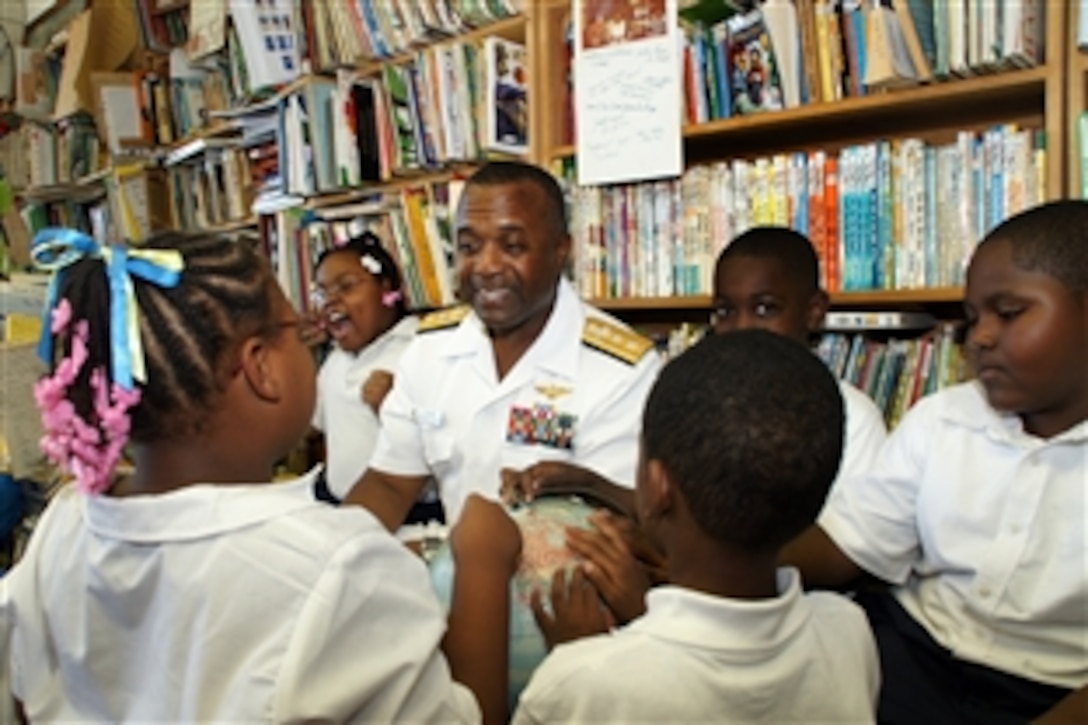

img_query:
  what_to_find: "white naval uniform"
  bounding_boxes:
[2,471,479,723]
[820,381,1088,689]
[512,568,880,724]
[313,316,418,499]
[369,277,662,524]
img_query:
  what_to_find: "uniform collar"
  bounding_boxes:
[83,467,323,544]
[941,382,1088,446]
[627,568,810,653]
[443,277,583,380]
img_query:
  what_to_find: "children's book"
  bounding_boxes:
[725,8,784,115]
[228,0,301,91]
[484,36,528,155]
[381,63,421,170]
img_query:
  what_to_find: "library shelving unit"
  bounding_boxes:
[1069,1,1088,198]
[535,0,1070,329]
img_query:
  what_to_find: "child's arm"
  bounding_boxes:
[444,494,520,725]
[1032,685,1087,725]
[500,462,634,517]
[342,469,428,532]
[778,524,868,590]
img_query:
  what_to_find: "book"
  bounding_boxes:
[726,8,785,115]
[228,0,302,92]
[483,36,528,154]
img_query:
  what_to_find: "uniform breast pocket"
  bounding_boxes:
[421,427,455,479]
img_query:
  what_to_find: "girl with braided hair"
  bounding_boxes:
[3,230,513,723]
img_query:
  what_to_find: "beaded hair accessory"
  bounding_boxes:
[31,229,184,494]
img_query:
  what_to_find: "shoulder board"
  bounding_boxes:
[417,305,470,333]
[582,318,654,365]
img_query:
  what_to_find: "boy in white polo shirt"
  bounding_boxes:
[783,200,1088,722]
[514,331,879,723]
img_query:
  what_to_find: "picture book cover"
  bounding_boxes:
[726,8,784,114]
[484,36,528,155]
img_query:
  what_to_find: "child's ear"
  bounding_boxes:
[237,335,283,403]
[640,458,674,523]
[805,289,830,333]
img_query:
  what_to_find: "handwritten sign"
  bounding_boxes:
[575,0,682,186]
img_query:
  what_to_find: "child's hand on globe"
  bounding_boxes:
[565,511,656,624]
[530,566,614,650]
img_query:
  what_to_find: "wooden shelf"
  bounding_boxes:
[830,287,964,305]
[151,0,189,16]
[354,15,527,76]
[301,166,476,209]
[207,216,259,233]
[19,168,112,203]
[549,68,1048,161]
[588,287,964,313]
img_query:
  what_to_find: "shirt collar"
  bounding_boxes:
[941,381,1088,445]
[442,277,583,380]
[341,315,418,362]
[627,568,809,652]
[83,467,324,544]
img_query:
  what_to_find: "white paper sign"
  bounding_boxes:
[574,0,683,186]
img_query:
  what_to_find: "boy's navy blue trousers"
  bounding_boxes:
[856,590,1071,725]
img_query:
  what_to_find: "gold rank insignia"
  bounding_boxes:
[417,305,470,333]
[535,383,573,400]
[581,318,654,365]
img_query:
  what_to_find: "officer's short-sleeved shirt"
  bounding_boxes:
[369,278,662,524]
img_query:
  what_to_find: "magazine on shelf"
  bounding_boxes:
[484,36,529,155]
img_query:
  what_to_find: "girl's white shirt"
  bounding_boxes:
[313,315,418,499]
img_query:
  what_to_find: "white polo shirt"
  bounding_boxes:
[815,380,886,528]
[821,381,1088,689]
[313,316,418,499]
[513,568,879,724]
[370,277,662,524]
[3,472,479,723]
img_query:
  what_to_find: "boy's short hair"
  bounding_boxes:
[716,226,821,295]
[642,330,844,552]
[983,200,1088,292]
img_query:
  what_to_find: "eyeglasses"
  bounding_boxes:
[310,276,366,309]
[264,318,312,345]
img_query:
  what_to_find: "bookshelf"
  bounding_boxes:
[532,0,1070,425]
[1070,1,1088,198]
[538,0,1069,317]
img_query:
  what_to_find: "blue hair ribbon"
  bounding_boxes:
[31,228,184,390]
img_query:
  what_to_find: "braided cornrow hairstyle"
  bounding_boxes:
[51,232,277,443]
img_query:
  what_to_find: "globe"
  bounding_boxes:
[426,494,603,713]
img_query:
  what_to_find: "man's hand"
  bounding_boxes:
[499,461,632,514]
[500,461,568,507]
[360,369,395,413]
[565,510,663,624]
[530,566,613,650]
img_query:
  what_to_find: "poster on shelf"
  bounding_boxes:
[574,0,682,186]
